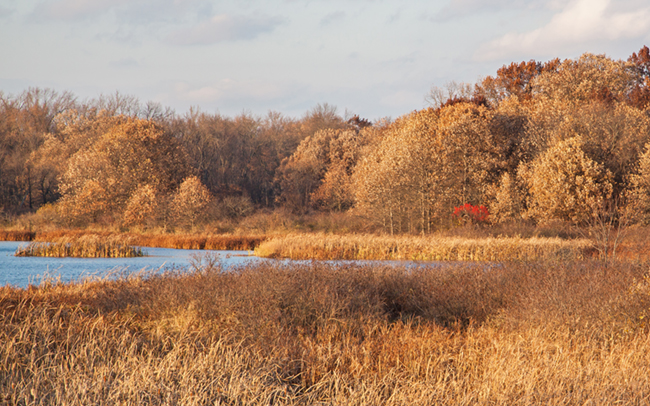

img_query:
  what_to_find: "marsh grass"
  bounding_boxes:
[38,231,265,251]
[14,235,144,258]
[1,229,266,251]
[255,233,596,261]
[2,260,650,405]
[0,230,35,242]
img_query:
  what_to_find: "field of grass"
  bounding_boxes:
[2,259,650,405]
[255,233,596,262]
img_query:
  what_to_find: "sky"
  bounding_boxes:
[1,0,650,120]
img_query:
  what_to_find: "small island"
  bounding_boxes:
[14,236,144,258]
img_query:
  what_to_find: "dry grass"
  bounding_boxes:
[0,230,36,242]
[255,233,596,261]
[0,229,266,251]
[2,259,650,405]
[14,235,144,258]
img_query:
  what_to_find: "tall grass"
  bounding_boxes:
[0,229,266,250]
[14,235,144,258]
[2,259,650,404]
[0,230,35,242]
[255,233,596,261]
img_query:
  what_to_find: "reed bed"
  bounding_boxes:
[255,233,595,261]
[14,235,144,258]
[0,230,35,242]
[1,260,650,405]
[133,234,265,250]
[25,230,266,251]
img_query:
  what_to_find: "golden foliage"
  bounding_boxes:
[171,176,213,230]
[523,137,613,224]
[122,184,159,228]
[354,103,505,233]
[55,117,190,226]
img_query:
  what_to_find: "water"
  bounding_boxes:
[0,241,267,288]
[0,241,452,289]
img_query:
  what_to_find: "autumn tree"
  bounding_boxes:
[0,88,77,213]
[56,117,190,225]
[522,137,613,224]
[355,103,504,233]
[171,176,213,230]
[122,185,159,229]
[311,127,377,211]
[275,129,339,213]
[477,59,560,105]
[530,53,635,104]
[627,45,650,109]
[629,142,650,223]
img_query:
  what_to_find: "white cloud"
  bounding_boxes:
[109,57,139,68]
[173,79,285,104]
[475,0,650,60]
[435,0,562,20]
[30,0,128,21]
[168,13,284,45]
[0,5,16,19]
[29,0,210,24]
[320,11,345,26]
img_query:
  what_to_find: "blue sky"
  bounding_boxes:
[1,0,649,119]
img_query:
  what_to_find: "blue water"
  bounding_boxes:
[0,241,267,288]
[0,241,453,289]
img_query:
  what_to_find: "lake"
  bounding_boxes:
[1,241,452,289]
[0,241,267,288]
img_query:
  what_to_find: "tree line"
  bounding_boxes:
[2,46,650,233]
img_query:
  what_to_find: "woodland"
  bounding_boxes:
[2,46,650,242]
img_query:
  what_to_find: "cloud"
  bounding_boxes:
[109,57,139,68]
[168,13,284,45]
[28,0,210,24]
[172,79,287,106]
[29,0,128,21]
[435,0,559,20]
[0,5,16,19]
[320,11,345,26]
[475,0,650,60]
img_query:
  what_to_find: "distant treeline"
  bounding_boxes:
[2,46,650,234]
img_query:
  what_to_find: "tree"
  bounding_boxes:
[489,172,524,223]
[354,103,504,233]
[530,53,635,104]
[122,185,159,229]
[627,45,650,110]
[522,137,613,224]
[0,88,77,214]
[171,176,213,230]
[56,117,190,225]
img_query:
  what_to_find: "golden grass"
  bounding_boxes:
[0,230,35,242]
[14,235,144,258]
[1,260,650,405]
[0,229,266,250]
[255,233,596,261]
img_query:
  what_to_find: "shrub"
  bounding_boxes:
[452,203,490,225]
